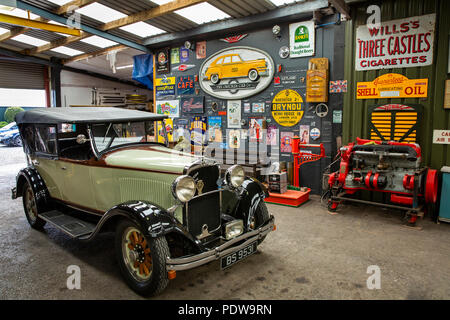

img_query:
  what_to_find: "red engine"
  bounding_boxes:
[326,138,438,225]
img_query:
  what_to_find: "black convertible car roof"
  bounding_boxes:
[15,107,168,125]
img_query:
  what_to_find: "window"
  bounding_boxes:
[22,124,57,156]
[223,56,232,64]
[57,123,93,160]
[216,58,224,65]
[231,55,241,63]
[91,121,167,154]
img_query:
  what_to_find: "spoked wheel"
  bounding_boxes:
[115,219,170,296]
[23,182,46,229]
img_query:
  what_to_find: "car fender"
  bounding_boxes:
[234,178,269,228]
[91,200,200,248]
[14,167,51,212]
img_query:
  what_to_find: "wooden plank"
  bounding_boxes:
[61,44,126,64]
[55,0,98,15]
[329,0,351,20]
[100,0,206,31]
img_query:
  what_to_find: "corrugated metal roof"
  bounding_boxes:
[2,0,320,62]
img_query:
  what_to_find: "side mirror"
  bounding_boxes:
[76,134,90,144]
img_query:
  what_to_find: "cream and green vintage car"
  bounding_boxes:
[11,108,275,296]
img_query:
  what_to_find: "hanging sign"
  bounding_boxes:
[155,76,176,98]
[356,73,428,99]
[190,116,207,146]
[227,100,241,128]
[180,46,189,63]
[220,34,248,43]
[310,128,321,140]
[289,21,315,58]
[156,48,170,74]
[199,46,275,100]
[196,41,207,59]
[433,130,450,144]
[156,100,179,118]
[177,76,195,95]
[355,14,436,71]
[271,89,304,127]
[171,48,180,65]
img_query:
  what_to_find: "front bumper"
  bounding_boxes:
[166,216,275,271]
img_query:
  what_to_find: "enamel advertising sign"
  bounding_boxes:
[271,89,304,127]
[356,73,428,99]
[355,14,436,71]
[289,21,315,58]
[199,46,274,100]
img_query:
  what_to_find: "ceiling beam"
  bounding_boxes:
[0,0,96,42]
[22,32,89,55]
[328,0,351,20]
[0,13,81,35]
[0,17,48,42]
[15,0,149,52]
[143,0,329,48]
[0,46,147,89]
[62,44,127,64]
[100,0,206,31]
[55,0,98,15]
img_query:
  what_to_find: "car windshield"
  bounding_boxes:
[90,120,169,154]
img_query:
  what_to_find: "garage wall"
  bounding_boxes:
[343,0,450,169]
[154,14,345,194]
[61,70,152,107]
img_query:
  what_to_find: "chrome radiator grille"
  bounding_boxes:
[186,191,221,238]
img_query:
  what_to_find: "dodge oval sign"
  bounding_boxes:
[199,46,275,100]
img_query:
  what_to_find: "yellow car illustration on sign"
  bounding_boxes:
[204,54,268,84]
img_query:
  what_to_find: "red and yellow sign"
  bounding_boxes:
[271,89,304,127]
[357,73,428,99]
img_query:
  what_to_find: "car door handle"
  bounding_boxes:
[61,166,67,170]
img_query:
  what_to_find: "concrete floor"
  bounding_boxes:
[0,146,449,300]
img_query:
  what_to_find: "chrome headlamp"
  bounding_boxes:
[171,175,196,203]
[225,165,245,189]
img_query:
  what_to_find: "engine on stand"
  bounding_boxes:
[325,138,438,227]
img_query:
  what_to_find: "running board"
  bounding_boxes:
[39,210,96,239]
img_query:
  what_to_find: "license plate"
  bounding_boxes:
[220,241,257,270]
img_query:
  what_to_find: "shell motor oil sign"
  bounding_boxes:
[271,89,304,127]
[355,14,435,71]
[356,73,428,99]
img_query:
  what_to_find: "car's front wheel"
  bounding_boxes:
[210,74,220,84]
[115,219,170,296]
[22,182,46,229]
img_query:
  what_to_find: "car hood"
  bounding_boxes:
[103,145,203,174]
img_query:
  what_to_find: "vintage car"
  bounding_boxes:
[204,54,268,84]
[11,107,275,296]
